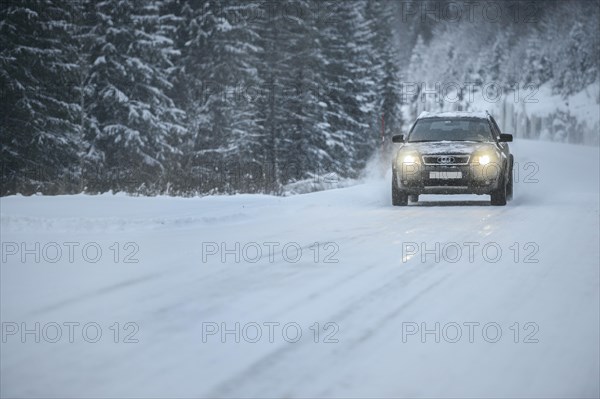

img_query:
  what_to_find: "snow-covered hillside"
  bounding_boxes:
[1,139,599,398]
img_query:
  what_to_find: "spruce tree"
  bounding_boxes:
[1,0,81,195]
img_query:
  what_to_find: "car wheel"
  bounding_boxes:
[490,174,507,206]
[507,155,514,201]
[409,194,419,203]
[392,170,408,206]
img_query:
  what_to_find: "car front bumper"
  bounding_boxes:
[395,163,503,195]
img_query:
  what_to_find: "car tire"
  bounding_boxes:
[409,194,419,203]
[490,173,507,206]
[392,170,408,206]
[507,155,514,201]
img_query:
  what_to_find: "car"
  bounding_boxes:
[391,111,514,206]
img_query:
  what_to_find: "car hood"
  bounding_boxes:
[401,141,496,155]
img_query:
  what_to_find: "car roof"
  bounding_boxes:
[417,111,490,120]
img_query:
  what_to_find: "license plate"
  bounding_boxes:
[430,171,462,179]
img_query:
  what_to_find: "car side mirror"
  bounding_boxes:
[392,134,405,143]
[499,133,513,142]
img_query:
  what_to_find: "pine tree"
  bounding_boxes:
[174,1,263,193]
[272,2,329,187]
[81,0,186,193]
[249,0,334,189]
[523,28,551,86]
[556,21,595,94]
[1,0,81,195]
[366,0,403,158]
[406,35,426,83]
[319,0,378,177]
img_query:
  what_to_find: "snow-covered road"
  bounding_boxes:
[1,139,599,398]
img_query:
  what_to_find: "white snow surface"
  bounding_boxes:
[1,140,599,398]
[418,110,489,119]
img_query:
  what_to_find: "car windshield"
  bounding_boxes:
[408,118,494,142]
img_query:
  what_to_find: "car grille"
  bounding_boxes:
[422,155,470,165]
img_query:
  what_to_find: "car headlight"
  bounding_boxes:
[472,152,498,166]
[478,155,491,165]
[398,151,420,164]
[403,154,418,164]
[397,151,421,179]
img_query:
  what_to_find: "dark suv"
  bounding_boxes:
[391,111,514,206]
